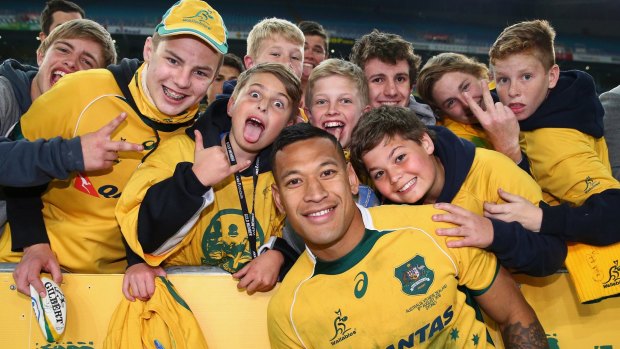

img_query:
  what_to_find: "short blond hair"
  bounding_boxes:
[490,19,556,71]
[246,17,304,59]
[232,62,302,121]
[305,58,369,108]
[38,19,117,66]
[417,52,489,109]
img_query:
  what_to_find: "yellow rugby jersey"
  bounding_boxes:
[269,205,498,349]
[0,63,191,273]
[453,147,543,215]
[521,128,620,205]
[438,118,492,149]
[117,133,285,273]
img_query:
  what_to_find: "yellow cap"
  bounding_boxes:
[156,0,228,54]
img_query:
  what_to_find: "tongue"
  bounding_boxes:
[50,74,62,86]
[325,127,343,141]
[244,122,263,143]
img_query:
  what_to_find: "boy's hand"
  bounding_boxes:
[192,130,251,187]
[13,243,61,297]
[433,203,494,248]
[464,80,522,163]
[122,262,167,302]
[484,188,543,232]
[232,249,284,295]
[81,112,144,171]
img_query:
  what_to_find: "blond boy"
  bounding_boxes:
[2,0,227,297]
[117,63,302,300]
[473,20,620,249]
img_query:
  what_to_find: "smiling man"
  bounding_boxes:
[0,0,228,298]
[268,123,549,349]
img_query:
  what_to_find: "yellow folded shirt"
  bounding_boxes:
[104,276,208,349]
[565,242,620,303]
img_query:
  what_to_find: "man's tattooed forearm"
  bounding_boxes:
[502,320,549,349]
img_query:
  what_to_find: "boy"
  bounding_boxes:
[206,52,244,105]
[350,30,436,126]
[474,19,620,302]
[298,20,328,97]
[1,18,117,136]
[38,0,85,42]
[117,63,302,300]
[350,106,566,276]
[1,0,228,298]
[268,123,548,348]
[304,58,377,207]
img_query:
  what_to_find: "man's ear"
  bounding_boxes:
[362,105,372,114]
[243,55,254,70]
[271,183,285,214]
[420,133,435,155]
[347,162,360,196]
[143,37,154,63]
[547,64,560,89]
[38,32,46,43]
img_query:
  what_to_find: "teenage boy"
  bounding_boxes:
[350,30,436,126]
[268,123,548,349]
[1,0,228,298]
[298,20,328,97]
[117,63,302,300]
[349,106,566,276]
[1,18,117,136]
[38,0,85,42]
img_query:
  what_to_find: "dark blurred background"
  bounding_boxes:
[1,0,619,92]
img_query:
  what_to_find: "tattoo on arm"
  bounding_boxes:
[502,320,549,349]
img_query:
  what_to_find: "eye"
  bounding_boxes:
[313,48,325,55]
[396,75,409,83]
[291,54,302,61]
[523,74,532,81]
[462,82,470,92]
[372,170,385,180]
[80,57,94,68]
[250,91,260,98]
[395,153,405,163]
[314,99,327,105]
[445,99,455,108]
[270,52,281,57]
[214,75,224,82]
[273,100,286,109]
[321,169,336,177]
[496,77,509,85]
[286,178,301,187]
[167,57,178,65]
[370,77,384,84]
[340,98,353,104]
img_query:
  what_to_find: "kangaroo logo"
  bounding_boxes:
[330,309,350,340]
[185,9,214,21]
[603,260,620,287]
[584,176,600,194]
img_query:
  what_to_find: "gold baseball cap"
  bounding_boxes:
[156,0,228,54]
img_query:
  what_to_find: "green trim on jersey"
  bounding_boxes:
[314,229,392,276]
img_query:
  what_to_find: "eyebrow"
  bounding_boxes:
[55,40,100,65]
[164,49,214,72]
[279,159,339,179]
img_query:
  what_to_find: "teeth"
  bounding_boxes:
[380,101,398,106]
[398,178,416,192]
[308,208,332,217]
[53,70,66,77]
[323,121,343,128]
[163,86,185,100]
[248,117,264,128]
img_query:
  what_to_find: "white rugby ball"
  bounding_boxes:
[30,277,67,342]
